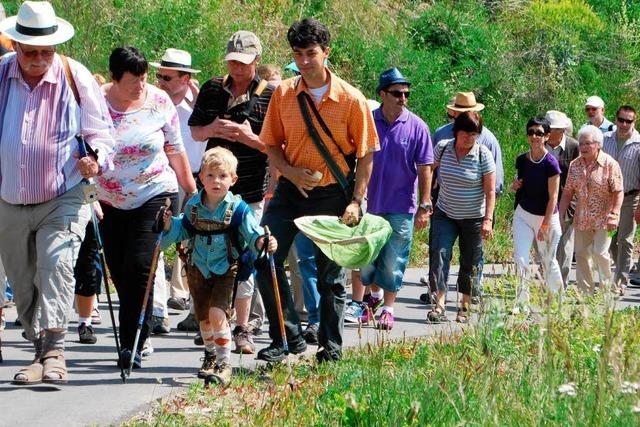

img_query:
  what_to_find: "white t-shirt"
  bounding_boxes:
[308,84,329,105]
[177,89,207,172]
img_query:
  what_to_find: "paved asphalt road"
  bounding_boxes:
[0,266,638,426]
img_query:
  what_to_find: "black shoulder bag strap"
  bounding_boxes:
[296,89,352,200]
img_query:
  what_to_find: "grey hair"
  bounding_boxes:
[577,124,603,146]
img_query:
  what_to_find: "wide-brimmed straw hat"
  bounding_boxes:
[0,1,74,46]
[150,48,201,74]
[446,91,485,112]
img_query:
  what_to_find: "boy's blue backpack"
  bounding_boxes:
[180,199,257,282]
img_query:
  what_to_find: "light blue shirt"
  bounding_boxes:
[433,123,504,195]
[161,191,264,278]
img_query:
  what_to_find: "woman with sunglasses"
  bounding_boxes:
[428,111,495,324]
[97,47,197,367]
[510,117,563,314]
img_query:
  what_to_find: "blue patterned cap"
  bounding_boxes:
[376,67,410,93]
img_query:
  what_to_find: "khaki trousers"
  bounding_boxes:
[610,193,639,287]
[0,184,89,340]
[574,229,612,294]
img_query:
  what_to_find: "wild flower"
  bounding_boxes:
[592,344,601,353]
[558,382,577,397]
[621,382,640,394]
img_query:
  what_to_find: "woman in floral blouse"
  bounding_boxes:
[97,47,197,368]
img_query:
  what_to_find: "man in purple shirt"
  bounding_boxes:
[344,68,433,330]
[0,2,114,384]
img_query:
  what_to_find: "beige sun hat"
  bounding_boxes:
[0,1,74,46]
[545,110,571,129]
[150,48,201,74]
[446,92,485,112]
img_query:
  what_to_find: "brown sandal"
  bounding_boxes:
[456,305,470,324]
[41,350,68,384]
[13,359,44,385]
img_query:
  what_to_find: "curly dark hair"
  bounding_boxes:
[287,18,331,49]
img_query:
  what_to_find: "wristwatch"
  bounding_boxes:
[418,202,432,211]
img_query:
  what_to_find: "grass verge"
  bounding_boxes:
[126,286,640,426]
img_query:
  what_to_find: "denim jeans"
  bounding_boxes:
[429,207,483,296]
[256,178,347,358]
[360,213,413,293]
[295,233,320,325]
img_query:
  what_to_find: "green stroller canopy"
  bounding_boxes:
[294,214,393,269]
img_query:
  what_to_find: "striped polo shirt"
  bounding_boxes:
[602,129,640,194]
[434,138,495,219]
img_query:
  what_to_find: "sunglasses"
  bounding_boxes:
[385,90,410,99]
[526,129,546,137]
[155,73,175,82]
[617,117,635,124]
[447,113,456,121]
[19,47,55,59]
[585,106,598,112]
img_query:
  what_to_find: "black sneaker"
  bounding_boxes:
[197,349,216,379]
[316,347,341,363]
[193,331,204,346]
[78,323,97,344]
[303,323,319,345]
[167,297,189,311]
[117,349,142,369]
[257,339,307,363]
[177,313,199,331]
[151,315,170,334]
[629,277,640,288]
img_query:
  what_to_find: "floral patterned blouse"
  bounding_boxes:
[564,150,623,231]
[97,84,184,209]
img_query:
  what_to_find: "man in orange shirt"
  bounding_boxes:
[257,18,378,363]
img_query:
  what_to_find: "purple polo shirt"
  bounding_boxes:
[367,107,434,214]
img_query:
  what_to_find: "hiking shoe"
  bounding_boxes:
[151,315,170,334]
[117,349,142,369]
[376,310,394,330]
[78,323,97,344]
[167,297,189,311]
[91,307,102,325]
[629,277,640,288]
[232,325,256,354]
[197,349,216,379]
[360,296,382,324]
[141,338,154,358]
[177,313,199,331]
[316,348,341,363]
[207,362,232,386]
[303,323,319,344]
[247,319,263,336]
[344,301,365,324]
[194,331,204,346]
[257,339,307,363]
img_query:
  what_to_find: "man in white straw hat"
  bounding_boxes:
[544,110,579,286]
[0,1,115,384]
[189,30,275,356]
[148,48,203,335]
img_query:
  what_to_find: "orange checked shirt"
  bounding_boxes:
[260,70,379,187]
[564,150,623,231]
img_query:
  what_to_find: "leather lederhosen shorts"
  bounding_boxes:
[186,263,238,321]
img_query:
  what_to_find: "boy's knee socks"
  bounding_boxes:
[213,328,231,365]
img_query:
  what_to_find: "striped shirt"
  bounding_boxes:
[0,53,114,205]
[602,129,640,193]
[434,139,495,219]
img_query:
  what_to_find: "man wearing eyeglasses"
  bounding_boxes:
[0,1,114,384]
[602,106,640,293]
[345,68,433,330]
[584,96,615,133]
[189,31,275,355]
[149,48,204,335]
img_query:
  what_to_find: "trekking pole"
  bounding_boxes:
[77,136,126,382]
[263,226,296,391]
[127,197,171,378]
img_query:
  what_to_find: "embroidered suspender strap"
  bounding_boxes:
[60,54,80,106]
[296,91,352,200]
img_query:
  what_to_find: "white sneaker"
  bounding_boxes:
[141,338,154,358]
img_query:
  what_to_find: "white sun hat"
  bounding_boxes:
[150,48,201,74]
[0,1,74,46]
